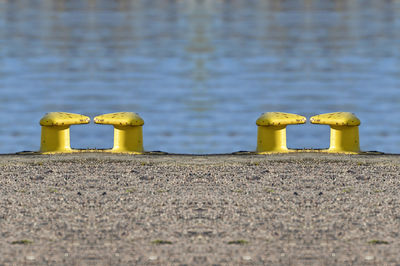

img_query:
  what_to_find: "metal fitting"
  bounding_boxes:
[40,112,90,153]
[256,112,306,153]
[94,112,144,153]
[310,112,360,153]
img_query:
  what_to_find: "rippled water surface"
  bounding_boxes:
[1,0,400,154]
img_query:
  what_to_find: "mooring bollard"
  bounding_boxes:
[94,112,144,153]
[256,112,306,153]
[40,112,90,153]
[310,112,360,153]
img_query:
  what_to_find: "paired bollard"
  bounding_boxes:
[39,111,362,154]
[40,112,144,154]
[256,112,361,154]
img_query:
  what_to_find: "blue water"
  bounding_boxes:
[1,0,400,154]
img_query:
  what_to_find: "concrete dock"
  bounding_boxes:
[0,153,399,265]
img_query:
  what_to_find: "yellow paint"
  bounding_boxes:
[310,112,360,153]
[93,112,144,126]
[309,112,360,126]
[94,112,144,153]
[39,112,90,153]
[40,112,91,126]
[256,112,307,126]
[256,112,306,153]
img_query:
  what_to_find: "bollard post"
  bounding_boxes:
[310,112,360,153]
[40,112,90,153]
[94,112,144,153]
[256,112,306,153]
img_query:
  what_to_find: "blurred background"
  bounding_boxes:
[0,0,399,154]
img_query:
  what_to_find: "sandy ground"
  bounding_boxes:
[0,152,399,265]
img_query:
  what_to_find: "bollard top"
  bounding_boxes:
[40,112,90,126]
[94,112,144,126]
[256,112,306,126]
[310,112,360,126]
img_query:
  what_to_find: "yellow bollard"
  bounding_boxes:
[310,112,360,153]
[256,112,306,153]
[94,112,144,153]
[40,112,90,153]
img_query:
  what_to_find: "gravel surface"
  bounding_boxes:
[0,153,399,265]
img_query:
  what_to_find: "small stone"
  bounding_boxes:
[247,176,260,180]
[140,175,153,181]
[30,176,44,181]
[242,256,252,261]
[148,255,158,261]
[26,255,35,261]
[365,255,374,261]
[356,176,369,181]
